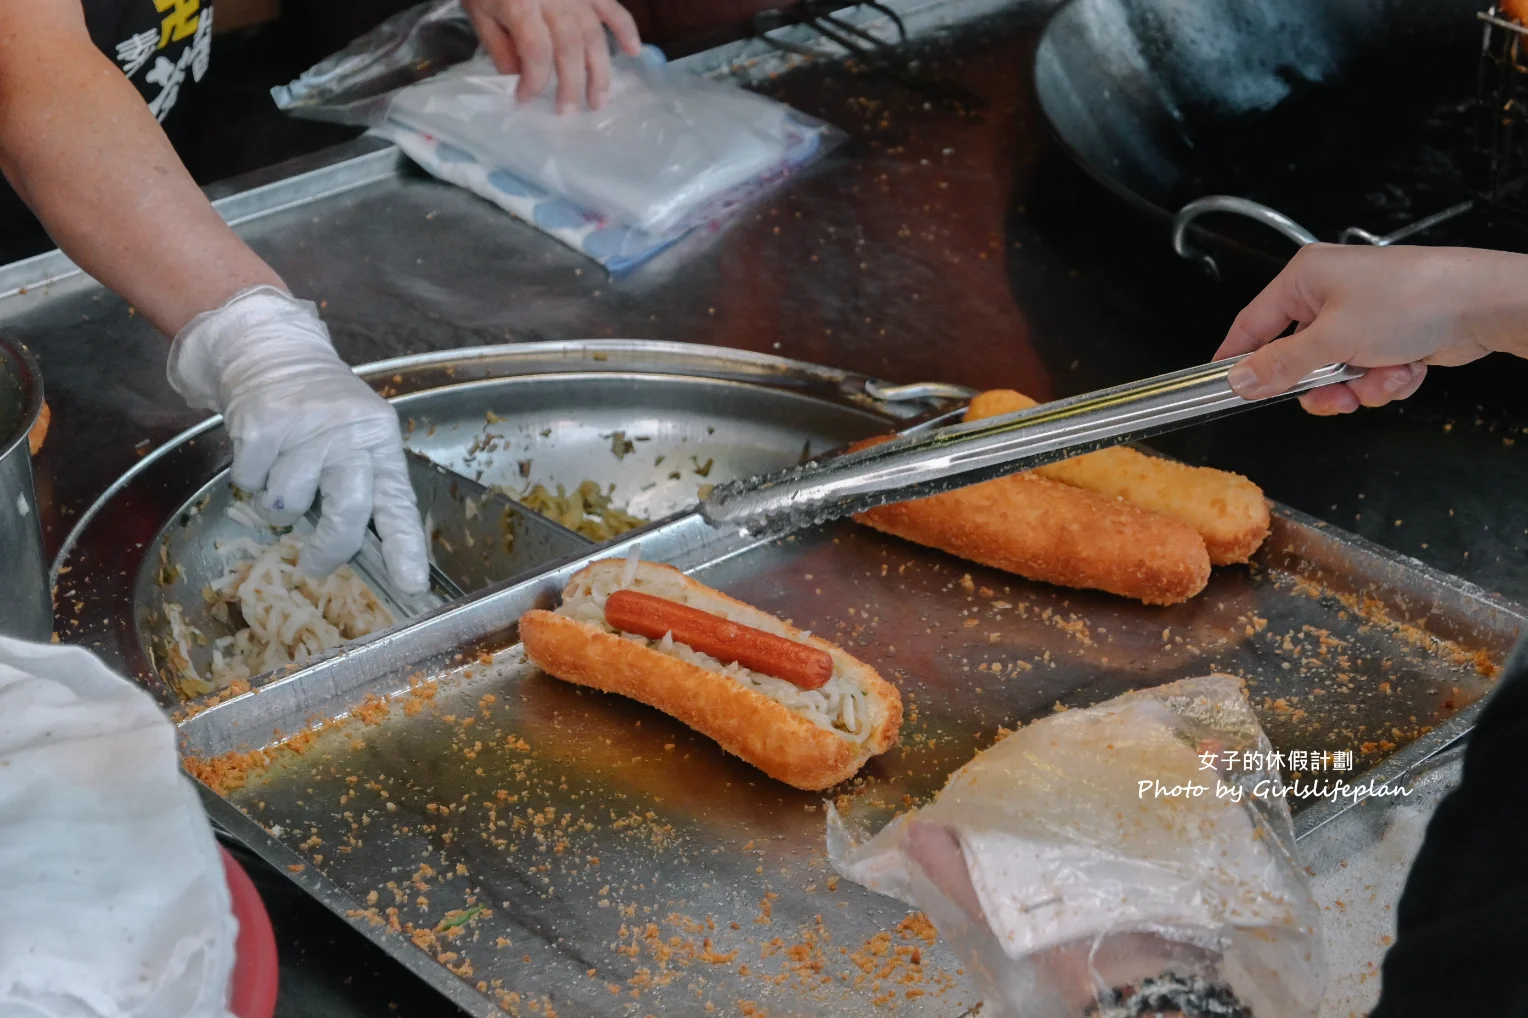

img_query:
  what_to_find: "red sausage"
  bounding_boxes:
[603,589,834,690]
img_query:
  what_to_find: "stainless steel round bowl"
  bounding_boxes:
[0,338,49,639]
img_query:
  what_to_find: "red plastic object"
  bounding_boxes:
[220,846,280,1018]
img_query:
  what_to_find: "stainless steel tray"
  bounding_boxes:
[53,342,945,705]
[149,352,1523,1017]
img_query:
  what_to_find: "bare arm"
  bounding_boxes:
[0,0,428,591]
[0,0,283,336]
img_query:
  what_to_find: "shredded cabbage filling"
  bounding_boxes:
[556,568,871,742]
[164,530,393,693]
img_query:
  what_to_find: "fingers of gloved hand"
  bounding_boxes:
[585,37,612,109]
[369,447,430,596]
[298,458,373,579]
[258,443,328,527]
[228,427,284,499]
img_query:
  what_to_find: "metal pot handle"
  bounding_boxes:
[1171,196,1320,280]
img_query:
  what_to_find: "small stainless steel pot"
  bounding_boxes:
[0,339,50,639]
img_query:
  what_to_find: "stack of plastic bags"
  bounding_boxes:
[274,0,840,274]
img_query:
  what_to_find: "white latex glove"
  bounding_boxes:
[0,636,236,1018]
[167,286,428,594]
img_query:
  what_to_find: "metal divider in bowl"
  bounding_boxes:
[132,458,598,698]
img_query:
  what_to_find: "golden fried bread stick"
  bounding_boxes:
[966,390,1270,565]
[851,439,1211,605]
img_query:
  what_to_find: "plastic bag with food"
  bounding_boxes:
[828,676,1326,1018]
[379,48,834,235]
[271,0,841,273]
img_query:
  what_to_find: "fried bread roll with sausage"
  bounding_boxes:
[966,390,1270,565]
[520,559,902,791]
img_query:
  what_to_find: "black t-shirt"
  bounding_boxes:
[1368,634,1528,1017]
[0,0,214,263]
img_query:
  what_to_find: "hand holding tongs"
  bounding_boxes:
[700,355,1363,535]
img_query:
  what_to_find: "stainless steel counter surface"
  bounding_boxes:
[6,3,1528,1015]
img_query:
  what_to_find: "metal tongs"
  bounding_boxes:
[700,354,1363,535]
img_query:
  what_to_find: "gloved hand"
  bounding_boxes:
[168,286,429,594]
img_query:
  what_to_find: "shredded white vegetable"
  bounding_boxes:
[224,500,264,531]
[164,531,393,692]
[620,543,642,588]
[557,565,872,742]
[423,510,438,566]
[162,602,211,697]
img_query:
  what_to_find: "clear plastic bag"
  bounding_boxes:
[828,676,1327,1018]
[270,0,479,127]
[384,51,826,235]
[272,0,843,271]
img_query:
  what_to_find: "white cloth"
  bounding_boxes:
[0,637,236,1018]
[168,285,428,594]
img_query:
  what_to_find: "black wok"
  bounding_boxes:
[1033,0,1519,282]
